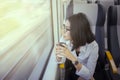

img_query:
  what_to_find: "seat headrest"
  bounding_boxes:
[73,4,98,27]
[108,6,117,26]
[73,3,105,34]
[98,0,114,12]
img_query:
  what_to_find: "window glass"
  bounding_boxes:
[0,0,53,79]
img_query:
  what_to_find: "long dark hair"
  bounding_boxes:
[68,13,95,51]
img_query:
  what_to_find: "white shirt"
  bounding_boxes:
[60,36,99,80]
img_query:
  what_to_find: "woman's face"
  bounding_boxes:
[63,20,72,41]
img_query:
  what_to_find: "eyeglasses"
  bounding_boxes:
[63,24,71,32]
[65,28,71,31]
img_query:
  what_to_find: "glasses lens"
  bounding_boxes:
[63,24,70,32]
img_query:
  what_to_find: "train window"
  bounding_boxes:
[0,0,53,80]
[43,0,65,80]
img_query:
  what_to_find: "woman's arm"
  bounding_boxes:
[57,43,98,80]
[76,45,99,80]
[56,44,82,71]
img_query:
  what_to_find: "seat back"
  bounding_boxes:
[73,4,106,67]
[107,5,120,67]
[66,1,107,79]
[66,0,106,67]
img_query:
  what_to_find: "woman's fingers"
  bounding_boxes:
[56,46,66,52]
[56,49,66,54]
[56,51,63,55]
[59,53,66,57]
[55,43,68,58]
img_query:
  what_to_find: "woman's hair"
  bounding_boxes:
[68,13,95,50]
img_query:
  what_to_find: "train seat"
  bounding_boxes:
[107,5,120,80]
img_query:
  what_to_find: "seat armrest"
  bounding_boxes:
[105,51,118,73]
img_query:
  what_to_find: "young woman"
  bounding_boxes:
[56,13,99,80]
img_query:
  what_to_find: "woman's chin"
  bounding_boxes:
[63,36,71,40]
[64,37,70,41]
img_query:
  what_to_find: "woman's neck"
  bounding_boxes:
[76,47,80,52]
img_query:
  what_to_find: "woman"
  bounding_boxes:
[56,13,99,80]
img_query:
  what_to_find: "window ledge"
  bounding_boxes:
[42,48,58,80]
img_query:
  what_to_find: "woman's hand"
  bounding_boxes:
[55,43,66,63]
[55,43,77,62]
[56,43,82,71]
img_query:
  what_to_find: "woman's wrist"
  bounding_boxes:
[71,58,82,71]
[71,57,79,65]
[72,60,79,66]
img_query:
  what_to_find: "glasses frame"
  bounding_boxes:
[63,24,71,32]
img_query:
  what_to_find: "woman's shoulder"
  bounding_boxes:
[88,40,99,49]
